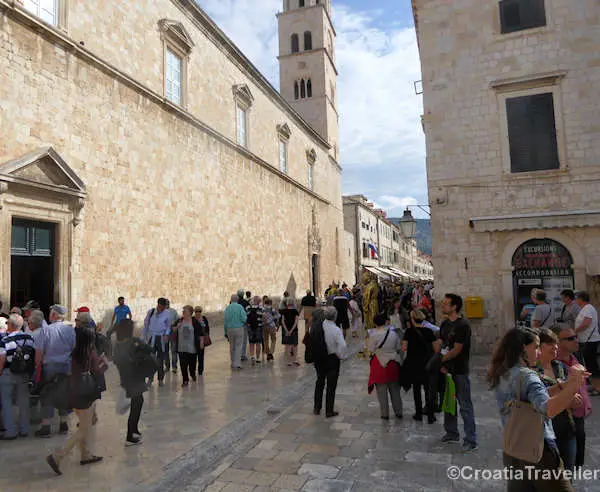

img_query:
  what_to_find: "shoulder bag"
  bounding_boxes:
[370,329,390,360]
[502,368,544,464]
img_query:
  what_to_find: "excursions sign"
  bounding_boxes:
[513,240,572,278]
[512,239,574,327]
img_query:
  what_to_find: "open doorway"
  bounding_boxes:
[10,219,56,316]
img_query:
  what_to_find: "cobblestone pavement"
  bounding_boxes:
[1,333,599,492]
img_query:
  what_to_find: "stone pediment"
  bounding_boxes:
[158,19,195,53]
[0,147,86,197]
[232,84,255,108]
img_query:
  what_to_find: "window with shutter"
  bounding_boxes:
[499,0,546,34]
[506,92,559,173]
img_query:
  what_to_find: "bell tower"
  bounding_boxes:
[278,0,339,161]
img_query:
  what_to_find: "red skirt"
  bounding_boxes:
[368,356,400,394]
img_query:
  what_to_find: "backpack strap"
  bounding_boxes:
[377,329,391,350]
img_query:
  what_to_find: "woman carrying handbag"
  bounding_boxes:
[487,327,588,491]
[46,326,107,475]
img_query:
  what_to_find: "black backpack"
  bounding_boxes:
[247,307,259,329]
[10,344,36,375]
[129,337,157,378]
[304,329,328,364]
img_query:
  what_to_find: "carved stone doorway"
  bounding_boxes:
[0,147,86,313]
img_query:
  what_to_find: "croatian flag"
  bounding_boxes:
[368,243,379,259]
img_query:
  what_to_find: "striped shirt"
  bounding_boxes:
[0,332,35,369]
[246,305,264,331]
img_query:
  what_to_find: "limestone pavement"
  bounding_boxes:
[1,333,599,491]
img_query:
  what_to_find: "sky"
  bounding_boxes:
[196,0,427,219]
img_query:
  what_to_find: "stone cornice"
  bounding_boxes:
[170,0,332,150]
[0,0,332,206]
[469,210,600,232]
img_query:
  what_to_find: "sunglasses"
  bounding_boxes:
[560,336,577,342]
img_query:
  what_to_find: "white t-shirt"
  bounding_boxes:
[576,304,600,343]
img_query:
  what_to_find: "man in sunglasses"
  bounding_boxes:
[554,325,592,469]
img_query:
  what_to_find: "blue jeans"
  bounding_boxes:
[443,374,477,445]
[0,370,31,437]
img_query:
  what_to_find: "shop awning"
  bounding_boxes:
[389,267,412,279]
[377,267,406,281]
[364,266,386,279]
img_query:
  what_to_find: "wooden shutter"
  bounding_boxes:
[11,220,54,257]
[506,92,559,173]
[500,0,546,34]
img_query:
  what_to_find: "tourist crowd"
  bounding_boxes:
[0,278,598,491]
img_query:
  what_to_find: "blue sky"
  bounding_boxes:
[197,0,427,219]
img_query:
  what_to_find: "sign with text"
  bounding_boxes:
[512,239,574,327]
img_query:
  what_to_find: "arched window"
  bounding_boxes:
[306,79,312,98]
[291,33,299,53]
[300,79,306,99]
[294,81,299,100]
[304,31,312,51]
[299,0,305,7]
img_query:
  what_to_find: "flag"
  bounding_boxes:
[368,243,379,259]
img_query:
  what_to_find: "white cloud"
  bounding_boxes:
[196,0,427,217]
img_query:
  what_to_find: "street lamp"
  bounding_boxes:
[398,208,417,239]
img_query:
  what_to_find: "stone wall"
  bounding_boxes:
[414,0,600,350]
[0,7,343,321]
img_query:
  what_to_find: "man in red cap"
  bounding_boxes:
[74,306,97,331]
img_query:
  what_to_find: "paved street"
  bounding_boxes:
[1,332,599,492]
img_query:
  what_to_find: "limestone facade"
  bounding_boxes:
[413,0,600,350]
[0,0,343,322]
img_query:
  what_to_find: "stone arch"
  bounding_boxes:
[498,230,587,331]
[501,230,585,273]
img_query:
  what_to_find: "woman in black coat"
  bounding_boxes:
[113,319,150,446]
[193,306,209,376]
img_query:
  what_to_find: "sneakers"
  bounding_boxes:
[462,442,478,452]
[35,425,51,438]
[46,454,62,475]
[80,455,103,466]
[125,435,143,446]
[441,434,460,443]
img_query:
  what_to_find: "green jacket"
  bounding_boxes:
[223,303,247,334]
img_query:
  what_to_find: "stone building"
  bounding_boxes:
[0,0,343,320]
[343,194,431,283]
[413,0,600,350]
